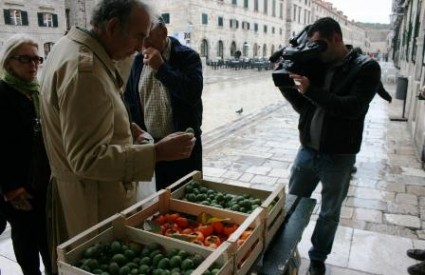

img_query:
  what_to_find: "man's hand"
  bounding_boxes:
[142,47,164,70]
[131,123,153,144]
[289,73,310,93]
[10,191,33,211]
[155,132,196,162]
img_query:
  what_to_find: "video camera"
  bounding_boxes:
[270,25,327,88]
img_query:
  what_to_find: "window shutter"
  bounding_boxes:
[4,9,11,25]
[22,11,28,26]
[53,14,58,27]
[38,13,44,27]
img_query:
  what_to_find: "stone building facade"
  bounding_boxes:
[0,0,377,62]
[0,0,66,58]
[390,0,425,166]
[144,0,372,60]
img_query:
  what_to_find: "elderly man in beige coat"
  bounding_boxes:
[39,0,195,270]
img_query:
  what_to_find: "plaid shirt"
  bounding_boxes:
[138,38,173,139]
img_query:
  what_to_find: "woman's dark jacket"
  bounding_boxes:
[0,80,50,196]
[279,51,381,154]
[124,36,203,138]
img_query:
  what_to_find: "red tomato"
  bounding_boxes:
[212,221,224,234]
[165,213,180,223]
[175,217,189,229]
[197,224,214,237]
[223,224,238,237]
[155,215,166,225]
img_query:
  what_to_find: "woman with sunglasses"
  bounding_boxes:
[0,34,53,275]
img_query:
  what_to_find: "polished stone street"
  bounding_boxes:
[1,63,424,275]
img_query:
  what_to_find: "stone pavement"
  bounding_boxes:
[200,64,425,274]
[2,63,425,275]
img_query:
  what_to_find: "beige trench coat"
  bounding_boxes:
[39,27,156,263]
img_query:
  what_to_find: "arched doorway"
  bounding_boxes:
[243,42,249,57]
[200,39,209,58]
[217,40,224,59]
[253,43,258,57]
[262,44,267,57]
[230,41,237,57]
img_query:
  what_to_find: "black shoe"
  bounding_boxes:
[408,261,425,275]
[408,249,425,261]
[351,166,357,174]
[308,260,326,275]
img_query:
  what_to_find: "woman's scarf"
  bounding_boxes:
[2,70,40,118]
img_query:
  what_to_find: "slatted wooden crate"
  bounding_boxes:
[120,189,265,274]
[57,211,233,275]
[167,171,286,249]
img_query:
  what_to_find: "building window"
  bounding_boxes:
[264,0,268,14]
[161,13,170,23]
[272,0,276,17]
[244,0,248,8]
[3,9,28,26]
[264,25,268,33]
[202,13,208,25]
[218,16,223,27]
[272,27,275,34]
[254,23,258,32]
[279,2,283,18]
[38,12,58,27]
[293,5,297,21]
[280,28,283,35]
[232,0,237,5]
[254,0,259,11]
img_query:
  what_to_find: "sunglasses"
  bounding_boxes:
[10,55,44,64]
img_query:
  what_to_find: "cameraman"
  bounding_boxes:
[278,17,380,275]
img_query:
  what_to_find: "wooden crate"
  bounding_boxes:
[56,212,233,275]
[120,189,265,274]
[167,171,286,250]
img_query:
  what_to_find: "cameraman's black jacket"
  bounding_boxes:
[279,51,380,154]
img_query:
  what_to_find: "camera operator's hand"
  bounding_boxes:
[289,73,310,94]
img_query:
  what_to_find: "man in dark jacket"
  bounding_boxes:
[125,16,203,190]
[278,17,380,275]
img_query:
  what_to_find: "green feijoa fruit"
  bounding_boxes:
[130,268,138,275]
[140,256,151,265]
[132,256,140,264]
[210,268,220,275]
[177,250,189,259]
[118,265,130,275]
[183,269,194,275]
[110,241,122,254]
[109,262,120,275]
[92,268,103,274]
[83,246,97,258]
[124,249,135,260]
[181,258,194,271]
[111,254,127,267]
[170,255,182,268]
[138,264,150,274]
[191,254,204,267]
[153,253,165,267]
[157,258,171,270]
[128,242,142,254]
[185,127,194,134]
[166,247,180,258]
[150,249,162,259]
